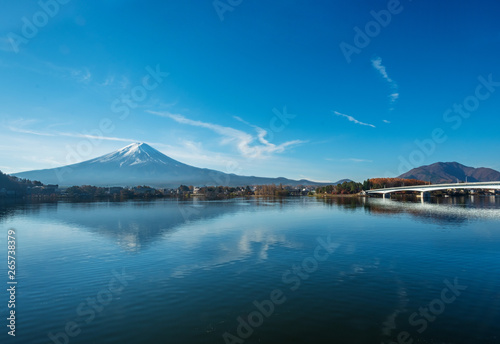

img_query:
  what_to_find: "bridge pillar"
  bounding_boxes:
[420,191,430,202]
[383,193,390,199]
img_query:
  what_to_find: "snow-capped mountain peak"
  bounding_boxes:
[12,143,336,187]
[89,142,181,167]
[120,142,146,155]
[119,142,153,155]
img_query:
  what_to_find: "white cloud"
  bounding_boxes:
[39,61,92,84]
[0,58,90,84]
[372,57,392,83]
[8,127,55,136]
[333,111,375,128]
[7,121,139,143]
[383,119,391,124]
[58,132,136,142]
[7,119,55,136]
[72,68,92,83]
[149,111,304,158]
[372,56,399,106]
[101,75,115,86]
[233,115,252,126]
[99,75,135,91]
[145,140,239,171]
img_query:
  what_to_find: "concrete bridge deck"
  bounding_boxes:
[364,181,500,198]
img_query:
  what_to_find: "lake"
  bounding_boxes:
[1,196,500,344]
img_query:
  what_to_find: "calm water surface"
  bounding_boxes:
[1,196,500,344]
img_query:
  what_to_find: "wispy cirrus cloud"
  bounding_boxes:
[8,126,56,136]
[7,120,137,143]
[149,111,304,158]
[0,58,93,85]
[7,119,56,136]
[371,56,399,108]
[333,111,375,128]
[372,57,392,82]
[100,75,115,87]
[41,61,92,84]
[99,75,131,90]
[58,133,137,142]
[71,68,92,83]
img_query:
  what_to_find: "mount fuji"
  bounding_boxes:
[12,143,343,187]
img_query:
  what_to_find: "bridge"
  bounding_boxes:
[363,181,500,198]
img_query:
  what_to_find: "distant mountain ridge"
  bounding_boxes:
[398,162,500,184]
[12,143,346,187]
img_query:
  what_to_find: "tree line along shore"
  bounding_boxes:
[0,170,437,201]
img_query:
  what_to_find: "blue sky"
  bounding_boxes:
[1,0,500,182]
